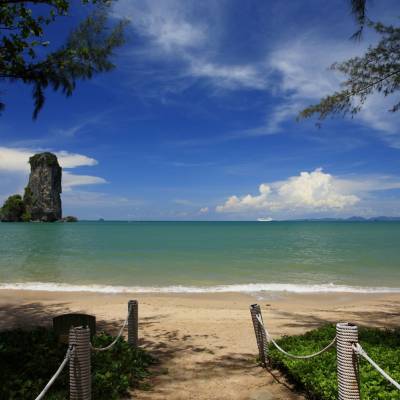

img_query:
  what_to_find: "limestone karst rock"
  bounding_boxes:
[24,152,62,222]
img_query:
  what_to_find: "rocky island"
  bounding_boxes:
[0,152,77,222]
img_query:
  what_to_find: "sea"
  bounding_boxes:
[1,221,400,295]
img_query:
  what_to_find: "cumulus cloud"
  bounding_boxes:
[199,207,209,214]
[216,169,360,213]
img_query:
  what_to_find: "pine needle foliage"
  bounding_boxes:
[299,1,400,122]
[0,0,127,118]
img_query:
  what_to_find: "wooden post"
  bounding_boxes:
[53,313,96,344]
[250,304,267,366]
[128,300,138,348]
[336,323,360,400]
[69,326,91,400]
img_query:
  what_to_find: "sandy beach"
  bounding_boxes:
[1,290,399,399]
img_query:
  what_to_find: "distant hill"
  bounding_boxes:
[293,216,400,222]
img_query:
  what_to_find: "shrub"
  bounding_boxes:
[61,216,78,222]
[268,324,400,400]
[0,328,155,400]
[21,211,32,222]
[0,194,26,222]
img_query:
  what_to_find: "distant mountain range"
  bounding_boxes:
[295,216,400,222]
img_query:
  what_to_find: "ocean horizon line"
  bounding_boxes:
[54,218,400,223]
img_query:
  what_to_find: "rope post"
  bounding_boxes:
[250,304,267,366]
[69,326,91,400]
[128,300,138,348]
[336,323,360,400]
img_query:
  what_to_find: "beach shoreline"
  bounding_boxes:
[1,289,399,399]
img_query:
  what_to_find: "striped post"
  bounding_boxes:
[250,304,267,366]
[336,323,360,400]
[128,300,138,348]
[69,326,91,400]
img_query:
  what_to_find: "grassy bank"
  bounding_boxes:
[269,325,400,399]
[0,328,155,400]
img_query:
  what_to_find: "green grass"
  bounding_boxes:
[0,327,155,400]
[268,324,400,400]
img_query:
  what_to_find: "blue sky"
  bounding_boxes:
[1,0,400,220]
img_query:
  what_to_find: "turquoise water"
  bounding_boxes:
[0,221,400,293]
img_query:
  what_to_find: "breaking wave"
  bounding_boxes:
[1,282,400,294]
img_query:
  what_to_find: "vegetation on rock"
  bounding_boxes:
[61,216,78,222]
[0,194,26,222]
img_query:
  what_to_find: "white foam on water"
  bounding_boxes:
[1,281,400,294]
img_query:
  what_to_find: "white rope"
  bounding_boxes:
[353,343,400,391]
[34,345,74,400]
[91,306,131,352]
[256,314,336,360]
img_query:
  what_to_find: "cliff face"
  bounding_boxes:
[24,152,62,222]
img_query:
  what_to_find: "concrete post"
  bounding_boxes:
[69,326,91,400]
[336,323,360,400]
[250,304,267,366]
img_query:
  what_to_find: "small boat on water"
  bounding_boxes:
[257,217,273,222]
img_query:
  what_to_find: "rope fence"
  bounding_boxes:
[90,302,132,352]
[35,345,75,400]
[31,299,139,400]
[353,342,400,391]
[255,314,337,360]
[250,303,400,400]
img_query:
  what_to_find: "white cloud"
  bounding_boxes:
[113,0,206,53]
[216,169,361,213]
[56,151,98,168]
[63,172,107,190]
[0,147,106,198]
[199,207,209,214]
[267,37,400,139]
[335,174,400,193]
[268,39,349,100]
[189,60,268,90]
[0,147,33,172]
[113,0,269,91]
[0,147,98,172]
[114,1,400,143]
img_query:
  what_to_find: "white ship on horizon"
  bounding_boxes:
[257,217,273,222]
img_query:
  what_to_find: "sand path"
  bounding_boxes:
[1,290,399,400]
